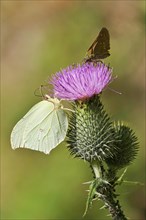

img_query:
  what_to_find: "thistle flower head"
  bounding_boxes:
[52,62,112,100]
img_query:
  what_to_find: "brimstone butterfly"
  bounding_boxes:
[11,95,68,154]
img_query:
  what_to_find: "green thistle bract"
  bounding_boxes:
[106,122,139,169]
[67,95,117,162]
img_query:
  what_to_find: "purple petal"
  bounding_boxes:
[51,62,113,100]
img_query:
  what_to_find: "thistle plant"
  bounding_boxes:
[11,27,139,219]
[52,62,139,220]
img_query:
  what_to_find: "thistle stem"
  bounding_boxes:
[98,188,128,220]
[91,161,128,220]
[91,161,101,178]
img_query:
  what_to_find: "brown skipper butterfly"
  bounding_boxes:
[85,27,110,63]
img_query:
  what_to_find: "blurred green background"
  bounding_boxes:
[1,1,145,220]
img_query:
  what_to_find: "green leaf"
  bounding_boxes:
[83,179,98,217]
[117,168,128,185]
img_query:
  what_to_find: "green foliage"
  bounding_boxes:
[83,179,98,217]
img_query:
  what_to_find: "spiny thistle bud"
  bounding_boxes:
[106,122,139,169]
[67,95,118,162]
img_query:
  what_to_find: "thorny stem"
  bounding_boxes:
[91,162,128,220]
[91,160,101,178]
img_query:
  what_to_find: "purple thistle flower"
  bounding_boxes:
[52,62,113,100]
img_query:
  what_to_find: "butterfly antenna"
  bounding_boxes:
[40,85,45,98]
[108,87,122,95]
[34,85,50,99]
[34,87,42,98]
